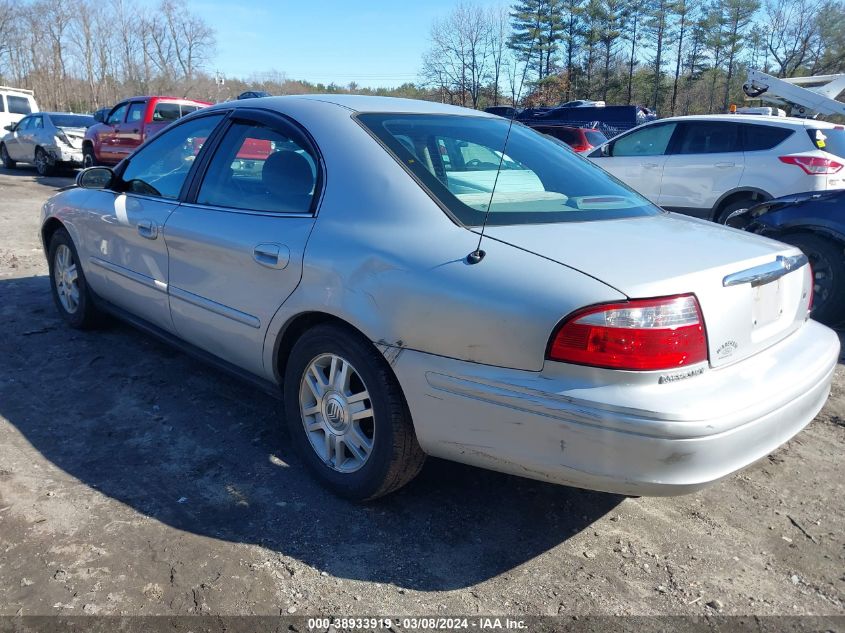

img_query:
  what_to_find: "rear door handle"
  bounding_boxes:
[137,219,158,240]
[643,162,660,169]
[715,162,736,168]
[253,243,289,269]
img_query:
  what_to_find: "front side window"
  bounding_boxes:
[611,123,677,157]
[120,114,225,200]
[107,104,128,124]
[127,102,146,123]
[676,122,740,154]
[359,113,659,226]
[15,117,32,131]
[7,96,32,115]
[197,121,318,213]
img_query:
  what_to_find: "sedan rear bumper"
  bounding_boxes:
[392,319,839,496]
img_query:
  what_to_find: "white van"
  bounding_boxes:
[0,87,39,131]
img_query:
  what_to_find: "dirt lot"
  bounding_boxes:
[0,167,843,621]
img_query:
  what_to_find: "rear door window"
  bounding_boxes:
[611,123,677,157]
[7,96,32,115]
[196,121,318,214]
[153,102,200,122]
[675,122,741,154]
[742,124,792,151]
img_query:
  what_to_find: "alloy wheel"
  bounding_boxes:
[299,353,375,473]
[53,244,80,314]
[35,149,48,175]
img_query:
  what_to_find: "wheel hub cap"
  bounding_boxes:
[53,244,80,314]
[299,353,375,473]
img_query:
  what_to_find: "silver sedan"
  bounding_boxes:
[2,112,94,175]
[39,96,839,500]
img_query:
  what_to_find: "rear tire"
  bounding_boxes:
[35,147,55,177]
[716,197,757,226]
[47,228,104,329]
[283,323,426,500]
[0,143,15,169]
[778,233,845,327]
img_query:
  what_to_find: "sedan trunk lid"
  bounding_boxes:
[484,212,813,368]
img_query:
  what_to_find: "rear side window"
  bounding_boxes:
[742,124,792,151]
[7,96,32,115]
[537,127,579,144]
[127,102,146,123]
[612,123,677,157]
[807,127,845,158]
[153,102,201,122]
[676,122,740,154]
[197,121,318,213]
[585,130,608,146]
[359,113,659,226]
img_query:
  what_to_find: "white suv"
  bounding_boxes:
[0,87,39,133]
[589,114,845,223]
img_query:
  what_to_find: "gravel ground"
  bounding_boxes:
[0,167,843,620]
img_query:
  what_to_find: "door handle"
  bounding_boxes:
[643,162,660,169]
[715,162,735,168]
[137,219,158,240]
[253,243,289,269]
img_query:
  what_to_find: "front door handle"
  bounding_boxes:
[253,243,290,270]
[137,219,158,240]
[715,162,736,168]
[643,162,660,169]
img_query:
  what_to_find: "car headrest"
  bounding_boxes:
[262,150,314,197]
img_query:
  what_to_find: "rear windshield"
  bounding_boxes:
[50,114,95,128]
[153,102,201,122]
[808,127,845,158]
[358,113,659,226]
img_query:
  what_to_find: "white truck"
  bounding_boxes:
[0,87,39,131]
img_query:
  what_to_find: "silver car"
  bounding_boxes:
[2,112,95,175]
[39,96,839,500]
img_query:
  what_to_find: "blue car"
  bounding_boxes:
[741,190,845,327]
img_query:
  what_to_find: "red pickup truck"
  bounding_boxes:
[83,96,211,167]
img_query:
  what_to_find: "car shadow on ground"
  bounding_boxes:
[0,165,76,187]
[0,275,624,591]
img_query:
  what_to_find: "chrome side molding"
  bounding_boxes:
[722,254,809,288]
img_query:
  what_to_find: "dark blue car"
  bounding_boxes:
[740,190,845,327]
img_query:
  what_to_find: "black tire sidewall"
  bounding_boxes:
[0,144,13,169]
[48,229,94,328]
[36,148,51,176]
[283,325,404,500]
[717,198,755,225]
[82,147,96,168]
[781,233,845,326]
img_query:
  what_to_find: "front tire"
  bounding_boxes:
[82,146,98,168]
[0,143,15,169]
[779,233,845,327]
[283,324,426,500]
[48,228,103,329]
[35,147,55,177]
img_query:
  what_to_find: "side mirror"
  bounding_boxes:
[76,166,115,190]
[3,124,15,132]
[601,143,612,157]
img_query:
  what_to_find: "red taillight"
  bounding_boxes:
[547,295,708,371]
[571,143,591,153]
[779,155,843,175]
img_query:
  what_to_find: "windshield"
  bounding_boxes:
[358,113,659,226]
[809,127,845,158]
[51,114,95,128]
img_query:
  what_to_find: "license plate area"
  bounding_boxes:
[752,278,782,330]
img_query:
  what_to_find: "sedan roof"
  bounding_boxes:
[220,94,498,117]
